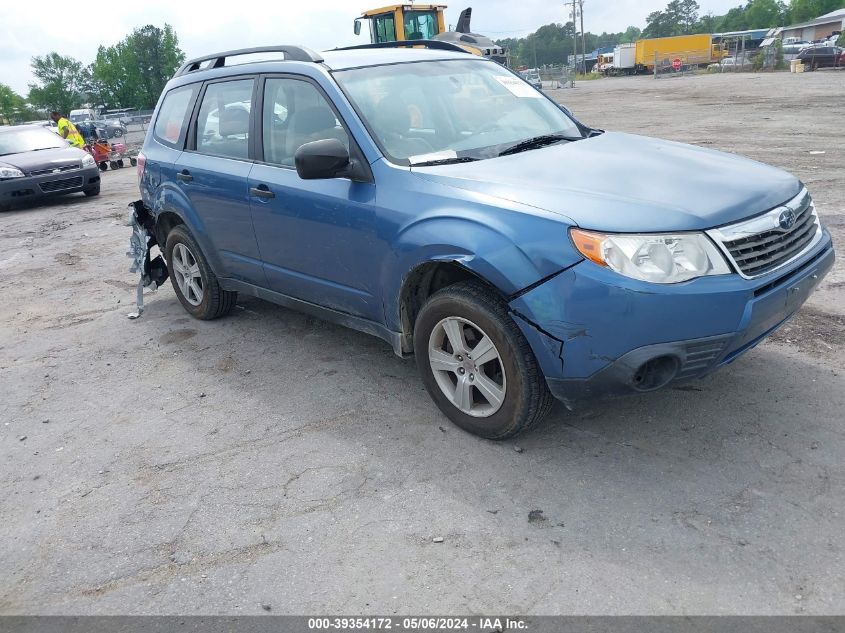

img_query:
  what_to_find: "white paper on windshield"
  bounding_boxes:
[494,76,543,98]
[409,150,458,165]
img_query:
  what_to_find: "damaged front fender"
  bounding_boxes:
[510,309,566,379]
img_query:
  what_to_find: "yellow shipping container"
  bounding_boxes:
[635,34,726,70]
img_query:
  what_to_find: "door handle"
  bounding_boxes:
[176,170,193,182]
[250,185,275,199]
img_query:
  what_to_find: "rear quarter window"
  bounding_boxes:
[153,84,199,148]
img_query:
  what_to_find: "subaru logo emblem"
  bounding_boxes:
[52,168,61,173]
[778,209,796,231]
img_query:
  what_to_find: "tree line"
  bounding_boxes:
[0,24,184,124]
[499,0,845,67]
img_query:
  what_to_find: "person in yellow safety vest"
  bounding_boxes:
[50,111,86,149]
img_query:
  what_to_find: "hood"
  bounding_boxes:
[412,132,801,232]
[0,146,87,175]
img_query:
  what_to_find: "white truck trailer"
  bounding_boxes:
[610,43,636,75]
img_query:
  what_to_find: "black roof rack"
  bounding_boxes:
[174,45,324,77]
[333,40,471,54]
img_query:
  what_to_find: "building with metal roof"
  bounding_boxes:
[781,8,845,42]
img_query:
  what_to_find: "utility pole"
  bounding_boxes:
[578,0,586,76]
[571,0,578,74]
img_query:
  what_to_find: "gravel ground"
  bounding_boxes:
[1,71,843,615]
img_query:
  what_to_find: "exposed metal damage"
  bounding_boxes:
[126,200,168,319]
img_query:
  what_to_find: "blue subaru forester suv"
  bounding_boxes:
[131,44,834,439]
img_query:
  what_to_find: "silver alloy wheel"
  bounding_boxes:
[171,243,204,306]
[428,316,507,418]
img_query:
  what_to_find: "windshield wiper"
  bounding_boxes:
[498,134,578,157]
[411,156,479,167]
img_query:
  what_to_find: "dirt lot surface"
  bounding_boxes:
[1,71,843,615]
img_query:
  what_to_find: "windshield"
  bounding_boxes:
[334,59,582,165]
[0,127,67,155]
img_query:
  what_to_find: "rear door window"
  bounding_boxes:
[195,79,255,160]
[153,84,198,148]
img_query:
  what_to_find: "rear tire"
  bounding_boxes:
[164,225,237,320]
[98,162,108,171]
[413,280,553,440]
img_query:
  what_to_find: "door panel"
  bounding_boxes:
[177,78,265,285]
[175,153,260,283]
[250,76,380,320]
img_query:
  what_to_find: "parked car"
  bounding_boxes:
[85,118,127,138]
[781,42,810,56]
[102,112,135,127]
[131,45,834,439]
[718,56,753,70]
[524,70,543,89]
[18,120,58,133]
[797,45,845,69]
[0,124,101,212]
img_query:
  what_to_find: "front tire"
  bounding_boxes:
[83,184,100,197]
[164,225,237,320]
[414,281,553,439]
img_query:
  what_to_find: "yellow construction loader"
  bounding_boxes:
[354,5,507,64]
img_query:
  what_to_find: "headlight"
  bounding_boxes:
[0,165,25,179]
[570,228,731,283]
[81,153,96,167]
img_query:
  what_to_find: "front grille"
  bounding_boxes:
[708,189,822,279]
[40,176,83,193]
[29,164,79,177]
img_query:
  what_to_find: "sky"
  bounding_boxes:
[0,0,741,95]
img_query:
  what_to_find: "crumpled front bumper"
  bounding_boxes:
[509,229,835,408]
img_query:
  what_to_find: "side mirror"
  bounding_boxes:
[295,139,351,180]
[354,19,362,36]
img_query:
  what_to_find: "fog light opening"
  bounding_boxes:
[632,356,679,392]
